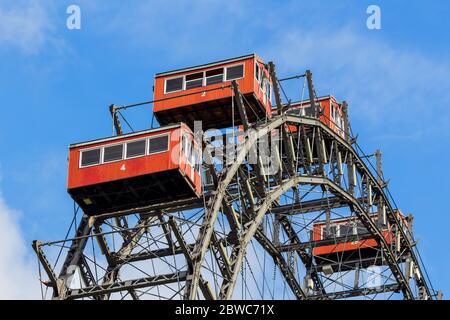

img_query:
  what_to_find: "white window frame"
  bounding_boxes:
[225,63,245,82]
[300,107,307,116]
[164,63,244,95]
[321,223,337,240]
[148,133,170,155]
[185,137,192,164]
[190,148,198,169]
[205,68,225,86]
[336,111,342,128]
[102,142,125,164]
[79,146,103,168]
[181,133,187,156]
[330,102,336,120]
[183,133,201,168]
[184,72,204,91]
[164,75,184,94]
[254,61,261,82]
[125,139,148,160]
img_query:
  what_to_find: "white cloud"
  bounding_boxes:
[0,0,55,54]
[0,190,40,299]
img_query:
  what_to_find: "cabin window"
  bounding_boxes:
[103,144,123,163]
[206,68,224,85]
[287,109,301,116]
[126,140,146,158]
[226,64,244,81]
[287,108,306,116]
[165,77,183,93]
[185,72,203,90]
[181,134,188,156]
[266,81,272,101]
[339,224,354,237]
[330,104,336,120]
[255,63,260,81]
[204,170,214,186]
[190,145,196,165]
[323,225,337,239]
[148,135,169,154]
[304,106,314,117]
[357,222,369,235]
[185,138,191,158]
[80,148,101,167]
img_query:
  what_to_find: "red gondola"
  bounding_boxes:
[283,95,346,138]
[153,53,272,130]
[67,123,202,216]
[311,211,408,270]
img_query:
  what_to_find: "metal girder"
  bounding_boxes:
[308,283,401,300]
[284,115,431,298]
[304,176,414,299]
[33,100,433,301]
[186,115,287,299]
[277,216,325,295]
[231,81,250,130]
[66,271,188,300]
[109,104,124,136]
[253,229,305,299]
[57,215,93,299]
[214,172,413,300]
[269,196,357,215]
[341,101,351,143]
[219,177,309,300]
[32,240,58,294]
[305,70,322,117]
[99,215,159,299]
[114,245,193,264]
[94,196,205,221]
[210,233,233,285]
[314,253,409,273]
[218,202,307,300]
[269,62,296,175]
[187,114,427,300]
[167,217,215,300]
[93,223,112,260]
[79,255,97,287]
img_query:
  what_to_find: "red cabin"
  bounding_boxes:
[153,53,272,130]
[67,123,202,216]
[282,95,345,138]
[311,211,407,270]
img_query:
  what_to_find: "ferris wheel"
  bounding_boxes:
[33,54,437,300]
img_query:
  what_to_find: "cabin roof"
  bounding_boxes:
[155,53,256,77]
[70,123,183,148]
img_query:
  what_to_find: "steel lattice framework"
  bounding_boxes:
[33,65,435,300]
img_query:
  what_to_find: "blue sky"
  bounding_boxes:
[0,0,449,298]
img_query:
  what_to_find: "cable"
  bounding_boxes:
[117,84,232,111]
[118,110,135,132]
